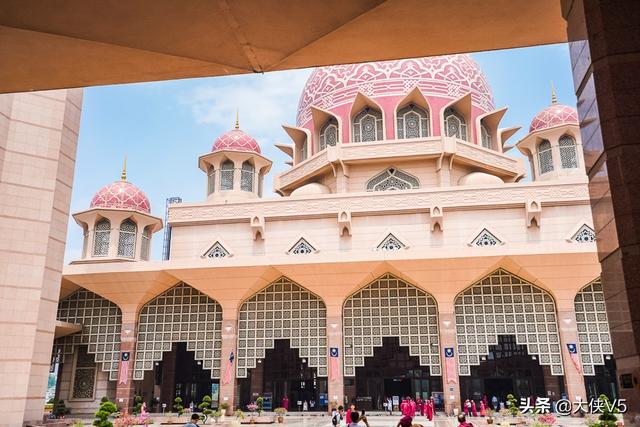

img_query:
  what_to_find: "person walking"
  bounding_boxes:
[387,397,393,415]
[471,400,478,417]
[479,400,486,417]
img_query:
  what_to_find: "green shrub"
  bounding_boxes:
[256,396,264,414]
[133,395,143,415]
[596,395,618,427]
[198,395,213,422]
[173,396,184,416]
[54,399,67,417]
[506,394,519,417]
[93,399,118,427]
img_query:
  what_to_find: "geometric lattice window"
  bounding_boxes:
[366,167,420,191]
[574,278,613,376]
[92,218,110,257]
[397,104,429,139]
[72,346,96,400]
[343,273,441,377]
[444,108,467,141]
[203,241,230,259]
[559,135,578,169]
[538,139,554,174]
[470,229,501,246]
[117,219,137,258]
[82,226,89,259]
[207,166,216,195]
[236,277,328,378]
[353,107,383,143]
[454,268,564,376]
[572,224,596,243]
[134,283,223,380]
[141,226,151,261]
[319,118,339,151]
[220,160,234,191]
[481,123,492,149]
[53,290,122,381]
[376,233,406,251]
[240,161,254,192]
[288,238,316,255]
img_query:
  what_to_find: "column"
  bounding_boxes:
[439,311,461,415]
[0,89,82,426]
[327,307,344,412]
[557,309,587,404]
[563,0,640,420]
[218,308,238,415]
[115,311,138,411]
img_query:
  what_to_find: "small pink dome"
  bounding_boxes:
[529,104,578,133]
[90,180,151,213]
[211,128,261,154]
[297,54,494,127]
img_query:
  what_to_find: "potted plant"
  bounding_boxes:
[173,397,184,417]
[247,403,258,423]
[274,407,287,423]
[212,410,222,424]
[506,394,519,417]
[256,396,264,416]
[220,402,230,418]
[198,395,213,424]
[595,395,619,427]
[94,398,118,427]
[234,409,245,423]
[133,396,143,415]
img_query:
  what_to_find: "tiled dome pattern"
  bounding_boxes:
[90,180,151,214]
[211,129,261,154]
[529,104,578,133]
[297,54,495,126]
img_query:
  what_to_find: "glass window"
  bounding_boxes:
[397,104,429,139]
[207,166,216,195]
[117,219,136,258]
[353,107,383,142]
[444,108,467,141]
[319,118,339,151]
[92,218,110,257]
[538,139,554,174]
[220,160,234,190]
[240,161,254,192]
[559,134,578,169]
[141,226,152,260]
[481,123,492,149]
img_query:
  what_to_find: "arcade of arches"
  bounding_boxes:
[52,270,618,413]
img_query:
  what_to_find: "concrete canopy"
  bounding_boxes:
[0,0,566,93]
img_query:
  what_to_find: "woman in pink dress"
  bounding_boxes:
[409,399,416,417]
[282,396,289,411]
[426,399,433,421]
[480,400,486,417]
[400,399,408,416]
[471,400,478,417]
[463,400,470,416]
[416,398,423,417]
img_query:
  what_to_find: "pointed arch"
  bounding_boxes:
[376,233,406,251]
[311,106,342,150]
[343,273,441,377]
[220,159,234,190]
[559,134,578,169]
[133,282,223,380]
[236,276,328,378]
[203,241,231,258]
[117,218,137,258]
[240,160,254,192]
[366,167,420,191]
[287,237,317,255]
[571,224,596,243]
[454,268,563,376]
[92,217,110,256]
[350,92,384,143]
[395,87,432,139]
[469,228,503,246]
[441,93,471,141]
[538,139,554,174]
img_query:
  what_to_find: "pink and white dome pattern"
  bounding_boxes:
[529,104,578,133]
[297,54,494,126]
[90,181,151,214]
[211,129,261,154]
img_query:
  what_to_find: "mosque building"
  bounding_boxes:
[52,54,616,414]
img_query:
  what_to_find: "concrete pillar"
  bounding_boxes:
[563,0,640,421]
[219,310,238,414]
[557,309,587,403]
[115,315,138,411]
[0,89,82,426]
[439,311,461,415]
[327,309,345,411]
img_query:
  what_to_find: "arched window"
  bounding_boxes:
[366,167,420,191]
[352,107,383,142]
[207,166,215,195]
[481,123,492,149]
[538,139,554,174]
[444,108,467,141]
[92,218,110,257]
[319,118,338,151]
[220,160,234,190]
[559,134,578,169]
[397,104,429,139]
[141,226,152,260]
[240,161,254,192]
[117,219,137,258]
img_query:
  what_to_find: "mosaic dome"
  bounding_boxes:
[211,128,261,154]
[296,54,494,126]
[90,180,151,214]
[529,103,578,133]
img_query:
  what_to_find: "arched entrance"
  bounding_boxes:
[236,277,328,411]
[343,273,442,407]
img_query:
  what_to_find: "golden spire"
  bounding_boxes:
[551,81,558,105]
[121,156,127,181]
[235,109,240,129]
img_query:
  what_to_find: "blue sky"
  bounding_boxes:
[65,43,575,262]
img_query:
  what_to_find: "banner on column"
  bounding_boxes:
[444,347,457,384]
[222,352,235,385]
[329,347,340,381]
[566,344,582,374]
[118,352,130,385]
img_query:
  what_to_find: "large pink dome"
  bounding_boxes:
[90,180,151,214]
[296,54,494,127]
[529,104,578,133]
[211,128,261,154]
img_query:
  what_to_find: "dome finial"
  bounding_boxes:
[551,81,558,105]
[235,109,240,129]
[121,156,127,181]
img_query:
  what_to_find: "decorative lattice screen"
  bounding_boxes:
[574,278,613,375]
[237,277,328,378]
[134,283,223,380]
[54,290,122,381]
[343,273,441,377]
[455,269,564,376]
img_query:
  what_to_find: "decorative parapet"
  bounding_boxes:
[169,180,590,225]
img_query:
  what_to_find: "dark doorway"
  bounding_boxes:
[354,337,443,411]
[460,335,551,405]
[238,340,327,412]
[585,358,618,401]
